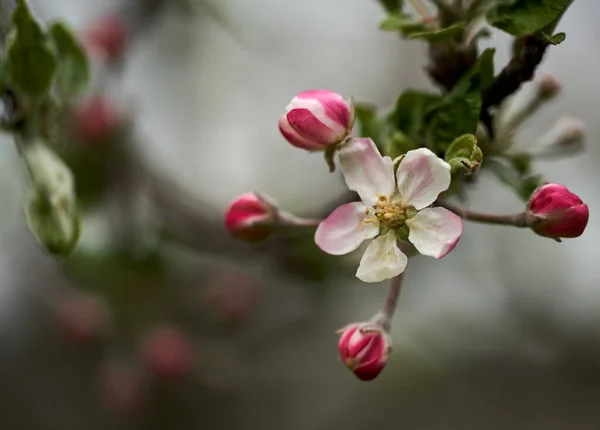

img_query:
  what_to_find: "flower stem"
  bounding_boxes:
[374,273,404,332]
[439,202,528,227]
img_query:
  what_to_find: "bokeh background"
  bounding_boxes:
[0,0,598,429]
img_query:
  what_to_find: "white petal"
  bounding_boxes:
[406,207,463,258]
[315,203,379,255]
[396,148,451,210]
[339,138,395,206]
[356,230,408,283]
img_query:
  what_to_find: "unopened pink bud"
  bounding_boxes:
[72,96,120,143]
[527,183,589,238]
[142,325,194,380]
[55,294,109,342]
[279,90,355,151]
[224,192,274,242]
[83,15,128,62]
[337,322,391,381]
[537,74,562,98]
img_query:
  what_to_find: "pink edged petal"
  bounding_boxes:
[286,108,344,145]
[356,230,408,283]
[396,148,451,210]
[406,207,463,259]
[278,115,324,150]
[293,90,352,129]
[338,138,395,206]
[315,202,379,256]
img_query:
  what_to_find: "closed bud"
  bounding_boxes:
[537,74,562,99]
[55,294,110,342]
[337,322,391,381]
[83,15,128,62]
[71,96,120,143]
[526,183,589,239]
[142,325,194,380]
[279,90,355,151]
[224,192,275,242]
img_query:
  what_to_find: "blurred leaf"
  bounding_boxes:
[23,142,80,255]
[8,0,56,97]
[354,103,382,143]
[486,0,574,36]
[540,31,566,45]
[426,48,495,151]
[49,22,90,95]
[487,156,542,201]
[389,90,441,143]
[376,0,404,13]
[444,134,483,174]
[379,13,429,35]
[383,130,415,159]
[408,22,465,42]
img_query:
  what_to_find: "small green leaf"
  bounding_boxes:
[540,31,566,45]
[408,22,465,42]
[486,0,574,36]
[354,103,383,143]
[8,0,56,97]
[49,22,90,95]
[445,134,483,174]
[379,13,429,35]
[383,130,415,159]
[487,157,542,201]
[23,142,81,255]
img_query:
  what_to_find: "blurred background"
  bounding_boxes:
[0,0,598,429]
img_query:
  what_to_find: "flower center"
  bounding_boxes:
[364,194,406,229]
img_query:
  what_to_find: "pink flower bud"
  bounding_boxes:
[142,325,194,380]
[224,192,274,242]
[71,96,120,143]
[337,322,391,381]
[527,183,589,238]
[55,294,110,342]
[537,74,562,98]
[279,90,355,151]
[83,15,128,62]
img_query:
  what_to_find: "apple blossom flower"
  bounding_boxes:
[71,96,120,143]
[337,322,391,381]
[526,183,589,238]
[83,15,128,62]
[224,192,274,242]
[279,90,355,151]
[315,138,462,283]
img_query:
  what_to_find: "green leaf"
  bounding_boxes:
[376,0,404,13]
[383,130,415,159]
[8,0,56,97]
[408,22,465,42]
[49,22,90,95]
[23,142,81,255]
[444,134,483,174]
[379,13,429,35]
[354,103,382,143]
[426,49,495,151]
[487,157,542,201]
[486,0,574,36]
[389,90,442,143]
[540,31,566,45]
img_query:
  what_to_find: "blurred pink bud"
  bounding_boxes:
[204,274,259,322]
[337,322,391,381]
[537,74,562,98]
[83,15,128,62]
[527,183,589,239]
[99,360,142,413]
[72,96,120,143]
[224,192,274,242]
[279,90,355,150]
[55,294,109,342]
[142,325,194,380]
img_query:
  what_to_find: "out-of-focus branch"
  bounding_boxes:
[480,35,549,136]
